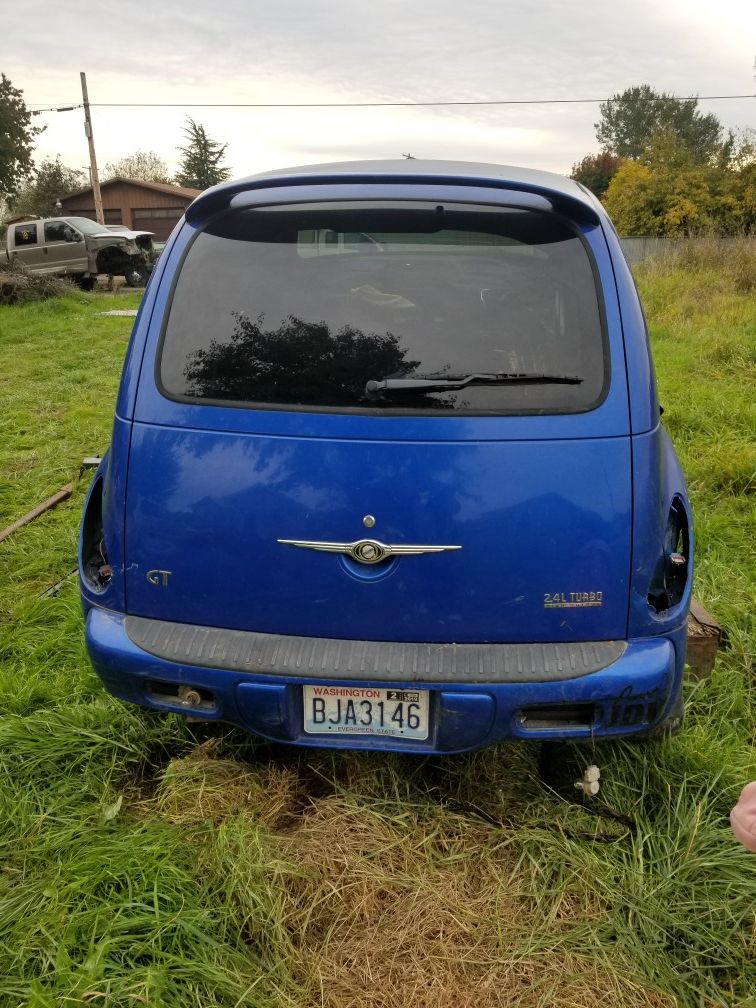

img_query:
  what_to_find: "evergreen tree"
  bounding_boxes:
[174,119,231,190]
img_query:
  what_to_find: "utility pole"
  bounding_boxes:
[80,72,104,224]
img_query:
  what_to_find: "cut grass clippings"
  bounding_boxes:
[0,248,754,1007]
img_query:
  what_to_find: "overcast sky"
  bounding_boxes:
[4,0,755,181]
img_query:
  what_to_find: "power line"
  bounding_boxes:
[28,93,756,113]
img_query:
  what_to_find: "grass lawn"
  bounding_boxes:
[0,263,754,1008]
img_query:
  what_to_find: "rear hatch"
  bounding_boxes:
[126,191,631,644]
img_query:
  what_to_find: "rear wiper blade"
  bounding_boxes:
[365,372,583,394]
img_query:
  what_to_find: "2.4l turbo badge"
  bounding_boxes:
[544,591,603,608]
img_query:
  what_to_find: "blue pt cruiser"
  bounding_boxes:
[80,160,692,754]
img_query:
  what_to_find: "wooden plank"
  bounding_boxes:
[687,598,723,679]
[39,568,78,598]
[0,484,74,544]
[689,598,721,633]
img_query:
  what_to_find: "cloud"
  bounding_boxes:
[4,0,754,178]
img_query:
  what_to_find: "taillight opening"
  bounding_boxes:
[81,478,113,592]
[647,497,690,613]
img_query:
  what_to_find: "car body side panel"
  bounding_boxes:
[79,415,131,614]
[602,222,659,434]
[8,225,47,270]
[626,424,692,723]
[44,235,88,275]
[629,424,693,639]
[115,218,186,419]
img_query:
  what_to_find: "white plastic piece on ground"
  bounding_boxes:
[97,309,138,317]
[574,764,601,796]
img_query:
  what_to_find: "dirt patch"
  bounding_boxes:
[136,742,669,1007]
[268,796,671,1008]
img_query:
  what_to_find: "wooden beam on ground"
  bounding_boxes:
[39,568,79,598]
[687,598,724,679]
[0,484,74,544]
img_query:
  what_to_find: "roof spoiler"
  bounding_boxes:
[185,170,601,228]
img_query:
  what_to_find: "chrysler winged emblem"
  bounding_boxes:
[277,537,462,566]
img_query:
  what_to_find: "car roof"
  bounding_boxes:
[186,159,602,226]
[239,159,586,195]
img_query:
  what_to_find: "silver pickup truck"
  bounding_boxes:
[3,216,155,288]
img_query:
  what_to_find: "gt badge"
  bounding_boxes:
[146,569,172,587]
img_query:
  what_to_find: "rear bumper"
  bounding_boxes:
[86,607,679,753]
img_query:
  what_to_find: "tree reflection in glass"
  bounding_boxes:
[183,311,425,407]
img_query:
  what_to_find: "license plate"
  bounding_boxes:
[303,686,429,740]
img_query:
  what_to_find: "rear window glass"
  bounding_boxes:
[160,203,607,414]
